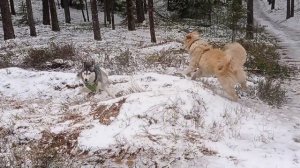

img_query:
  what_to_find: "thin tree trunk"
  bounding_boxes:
[136,0,145,23]
[287,0,291,19]
[85,0,89,21]
[111,0,115,30]
[143,0,147,13]
[9,0,16,15]
[126,0,135,31]
[80,0,86,22]
[271,0,275,10]
[291,0,294,17]
[26,0,37,36]
[49,0,60,31]
[0,0,15,40]
[91,0,101,40]
[148,0,156,43]
[246,0,253,39]
[63,0,71,23]
[104,0,107,26]
[42,0,51,25]
[106,0,111,24]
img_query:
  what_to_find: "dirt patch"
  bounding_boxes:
[91,98,126,125]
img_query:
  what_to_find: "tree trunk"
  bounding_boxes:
[85,0,89,21]
[286,0,291,19]
[63,0,71,23]
[49,0,60,31]
[136,0,145,23]
[105,0,111,24]
[26,0,37,36]
[42,0,51,25]
[126,0,135,31]
[111,0,115,30]
[9,0,16,15]
[271,0,275,10]
[143,0,147,13]
[79,0,86,22]
[0,0,15,40]
[291,0,294,17]
[148,0,156,43]
[246,0,253,39]
[91,0,101,40]
[104,0,107,26]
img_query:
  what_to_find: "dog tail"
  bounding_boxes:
[224,42,247,69]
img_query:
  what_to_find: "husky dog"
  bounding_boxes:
[78,60,115,98]
[183,31,247,101]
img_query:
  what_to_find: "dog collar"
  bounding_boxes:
[187,38,200,50]
[85,82,97,92]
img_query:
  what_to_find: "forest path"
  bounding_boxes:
[254,0,300,142]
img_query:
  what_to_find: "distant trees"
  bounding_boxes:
[26,0,37,36]
[0,0,159,42]
[0,0,15,40]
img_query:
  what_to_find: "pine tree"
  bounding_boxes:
[10,0,16,15]
[148,0,156,42]
[271,0,275,10]
[136,0,145,23]
[287,0,291,19]
[26,0,37,36]
[111,0,115,30]
[126,0,136,31]
[291,0,294,17]
[246,0,253,39]
[63,0,71,23]
[0,0,15,40]
[49,0,60,31]
[42,0,51,25]
[91,0,101,40]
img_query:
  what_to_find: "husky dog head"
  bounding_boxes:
[81,60,96,83]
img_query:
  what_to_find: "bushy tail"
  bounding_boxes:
[224,42,247,69]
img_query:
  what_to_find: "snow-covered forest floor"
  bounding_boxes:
[0,0,299,167]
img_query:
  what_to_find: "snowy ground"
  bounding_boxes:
[0,0,300,167]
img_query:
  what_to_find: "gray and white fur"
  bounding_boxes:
[77,60,115,98]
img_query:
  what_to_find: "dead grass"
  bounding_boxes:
[28,130,80,167]
[23,42,76,70]
[145,49,186,69]
[91,98,126,125]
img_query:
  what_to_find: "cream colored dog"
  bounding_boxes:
[183,31,247,101]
